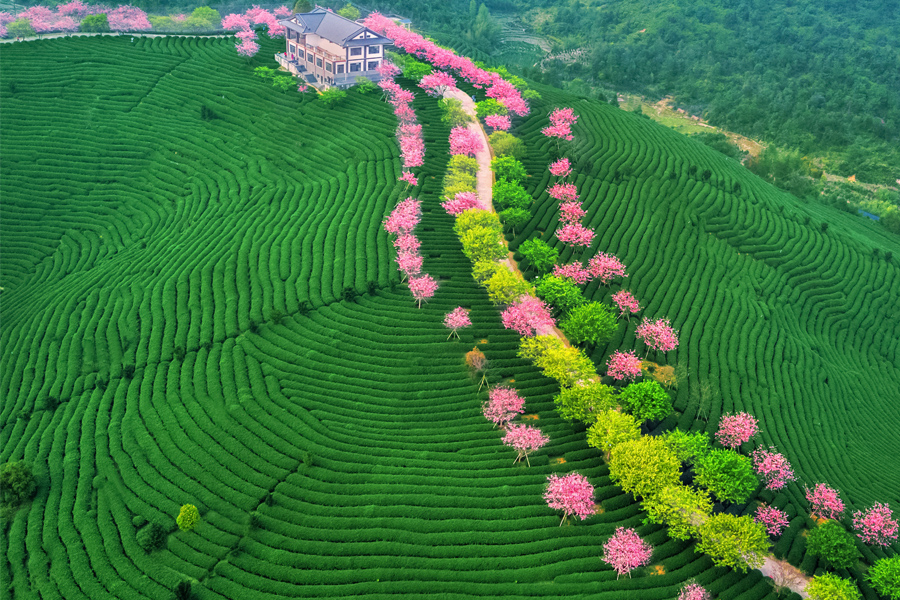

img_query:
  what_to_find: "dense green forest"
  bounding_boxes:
[368,0,899,185]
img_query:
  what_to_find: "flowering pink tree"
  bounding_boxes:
[418,71,456,97]
[606,350,643,382]
[549,157,572,178]
[398,171,418,187]
[502,424,549,466]
[611,290,641,320]
[601,527,653,578]
[544,472,596,526]
[552,262,592,285]
[754,504,790,537]
[714,412,759,449]
[393,233,421,254]
[108,5,151,31]
[500,296,556,337]
[383,198,422,235]
[558,201,586,224]
[444,307,471,340]
[396,251,423,281]
[751,446,797,490]
[587,253,628,285]
[236,38,260,58]
[678,582,711,600]
[556,223,595,247]
[548,183,578,202]
[408,274,438,308]
[274,5,292,17]
[221,13,250,30]
[852,503,898,546]
[57,1,90,18]
[484,114,511,131]
[449,126,483,156]
[805,484,845,521]
[635,317,679,355]
[482,386,525,427]
[441,191,480,215]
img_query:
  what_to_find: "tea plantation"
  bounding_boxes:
[1,34,897,599]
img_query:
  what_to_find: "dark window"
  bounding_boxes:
[368,61,379,71]
[298,49,304,59]
[307,53,313,63]
[350,47,362,56]
[316,58,323,68]
[350,62,361,72]
[336,64,345,74]
[325,62,333,72]
[369,45,380,54]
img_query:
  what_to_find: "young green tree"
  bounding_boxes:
[460,226,506,262]
[554,382,618,424]
[354,76,377,94]
[7,18,36,38]
[402,60,432,82]
[805,573,862,600]
[867,555,900,600]
[448,154,479,177]
[489,131,526,159]
[475,98,508,119]
[608,436,681,500]
[587,409,641,459]
[337,3,361,20]
[642,484,713,540]
[560,302,618,347]
[176,504,201,532]
[491,156,527,183]
[320,88,347,109]
[254,66,277,79]
[533,344,596,387]
[694,449,759,504]
[439,98,473,127]
[519,239,558,274]
[535,274,586,315]
[484,268,534,305]
[499,208,531,235]
[272,75,295,93]
[184,6,220,30]
[472,259,502,284]
[662,429,711,465]
[619,380,673,422]
[493,179,532,210]
[697,513,770,572]
[807,520,862,569]
[293,0,312,12]
[454,208,502,236]
[80,14,110,32]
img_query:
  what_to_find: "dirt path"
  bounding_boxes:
[759,556,810,598]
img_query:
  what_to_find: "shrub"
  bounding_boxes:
[454,209,502,236]
[354,76,377,94]
[587,409,641,459]
[471,259,503,283]
[448,154,479,177]
[475,98,508,119]
[493,179,532,211]
[535,274,586,315]
[805,573,862,600]
[491,156,527,183]
[460,226,506,262]
[807,520,862,569]
[868,555,900,600]
[80,14,110,32]
[619,380,672,422]
[1,461,36,506]
[320,88,347,109]
[555,382,617,424]
[662,429,711,464]
[642,484,713,540]
[176,504,200,532]
[560,302,618,347]
[518,239,558,274]
[484,268,533,305]
[608,436,681,500]
[136,523,167,552]
[489,131,526,160]
[439,98,472,127]
[499,208,531,234]
[694,449,758,504]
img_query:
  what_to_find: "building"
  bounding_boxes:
[276,8,393,90]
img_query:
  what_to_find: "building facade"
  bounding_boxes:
[276,8,393,90]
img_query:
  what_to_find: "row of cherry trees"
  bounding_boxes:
[1,1,151,37]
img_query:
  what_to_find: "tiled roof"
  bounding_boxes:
[284,8,392,46]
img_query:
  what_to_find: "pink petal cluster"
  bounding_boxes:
[273,5,292,17]
[383,197,422,235]
[502,424,549,465]
[751,446,797,490]
[379,72,425,168]
[602,527,653,578]
[558,201,586,224]
[636,316,679,353]
[549,157,573,178]
[57,1,90,17]
[501,296,556,337]
[556,223,595,247]
[588,252,628,285]
[754,504,790,537]
[714,411,759,449]
[399,171,418,187]
[541,123,574,141]
[396,251,422,280]
[222,5,284,56]
[393,233,421,254]
[611,290,641,319]
[484,114,511,131]
[418,71,456,97]
[441,192,480,216]
[8,2,122,34]
[542,108,579,141]
[544,472,596,523]
[244,4,284,37]
[221,13,250,30]
[236,39,260,57]
[444,306,472,337]
[552,262,592,285]
[363,12,529,116]
[408,274,438,308]
[482,386,525,427]
[678,583,711,600]
[852,503,898,546]
[107,5,151,31]
[606,350,643,381]
[548,183,579,202]
[449,126,484,156]
[805,483,845,521]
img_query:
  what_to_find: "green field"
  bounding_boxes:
[1,34,898,599]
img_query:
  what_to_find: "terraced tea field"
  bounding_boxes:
[1,34,897,600]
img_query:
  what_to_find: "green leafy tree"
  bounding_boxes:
[176,504,200,532]
[475,98,507,119]
[560,302,618,347]
[7,18,36,37]
[467,3,500,50]
[694,449,759,504]
[662,429,711,465]
[292,0,312,13]
[443,170,477,198]
[518,334,563,362]
[608,436,681,500]
[471,259,502,284]
[696,513,770,572]
[1,461,36,506]
[642,484,713,540]
[493,179,532,211]
[184,6,220,30]
[337,3,360,20]
[255,66,277,79]
[460,226,506,262]
[448,155,479,177]
[807,520,862,569]
[320,88,347,109]
[587,409,641,459]
[868,555,900,600]
[519,239,558,274]
[535,275,586,315]
[439,98,472,127]
[619,380,672,422]
[805,573,862,600]
[528,344,596,387]
[272,76,295,93]
[554,382,618,424]
[491,156,527,183]
[484,268,533,305]
[354,77,377,94]
[499,208,531,234]
[454,209,502,236]
[80,14,110,32]
[402,60,432,82]
[489,131,526,160]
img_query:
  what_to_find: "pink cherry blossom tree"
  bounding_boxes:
[396,250,423,281]
[601,527,653,578]
[606,350,643,382]
[107,5,151,31]
[852,503,898,546]
[548,182,578,202]
[408,274,438,308]
[635,316,679,355]
[274,5,292,17]
[678,582,711,600]
[383,197,422,235]
[393,233,421,254]
[550,107,579,127]
[441,191,480,215]
[805,484,845,521]
[236,38,260,58]
[484,114,511,131]
[418,71,456,97]
[558,201,586,224]
[398,171,418,187]
[750,446,797,490]
[587,252,628,285]
[714,411,759,449]
[444,307,472,340]
[502,424,549,466]
[552,262,592,285]
[482,385,525,427]
[221,13,250,30]
[544,472,596,526]
[611,290,641,320]
[500,296,556,337]
[549,157,572,178]
[449,126,483,156]
[754,504,790,537]
[556,223,595,247]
